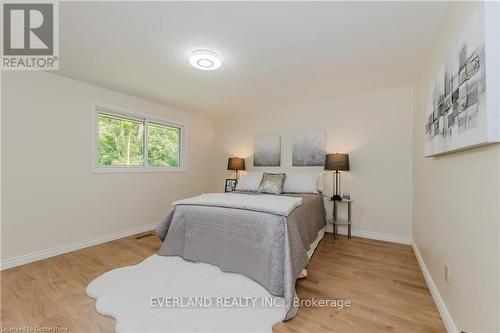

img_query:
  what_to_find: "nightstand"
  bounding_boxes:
[328,199,353,240]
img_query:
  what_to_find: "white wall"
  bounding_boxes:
[413,2,500,332]
[1,71,214,261]
[212,86,413,241]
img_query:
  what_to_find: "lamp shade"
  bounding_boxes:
[324,153,350,171]
[227,157,245,171]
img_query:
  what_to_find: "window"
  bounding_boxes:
[98,114,145,166]
[93,104,185,172]
[147,122,180,167]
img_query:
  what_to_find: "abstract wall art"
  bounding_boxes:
[292,130,326,166]
[424,4,499,156]
[254,135,281,166]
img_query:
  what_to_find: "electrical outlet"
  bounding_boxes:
[444,265,449,282]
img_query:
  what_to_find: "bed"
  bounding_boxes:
[155,190,326,320]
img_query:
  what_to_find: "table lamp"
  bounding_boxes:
[227,157,245,181]
[324,153,350,201]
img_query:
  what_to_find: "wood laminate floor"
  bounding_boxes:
[1,232,445,333]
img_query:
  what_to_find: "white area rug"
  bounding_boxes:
[86,255,286,333]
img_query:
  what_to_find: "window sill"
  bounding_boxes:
[91,166,187,173]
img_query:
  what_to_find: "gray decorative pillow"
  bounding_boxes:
[258,173,286,194]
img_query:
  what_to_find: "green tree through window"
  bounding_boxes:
[98,114,144,166]
[97,112,181,168]
[148,123,180,167]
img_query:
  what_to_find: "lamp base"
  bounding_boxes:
[332,194,342,201]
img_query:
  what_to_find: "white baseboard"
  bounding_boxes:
[0,223,157,271]
[325,224,411,245]
[412,241,458,333]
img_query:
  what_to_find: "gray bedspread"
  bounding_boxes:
[155,192,326,320]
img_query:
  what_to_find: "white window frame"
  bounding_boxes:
[91,103,187,173]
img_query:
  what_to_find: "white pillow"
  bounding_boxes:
[235,172,264,191]
[282,172,319,194]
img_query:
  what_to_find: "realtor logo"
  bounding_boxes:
[1,1,58,70]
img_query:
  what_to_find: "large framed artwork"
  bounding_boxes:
[254,135,281,166]
[424,3,499,157]
[292,130,326,166]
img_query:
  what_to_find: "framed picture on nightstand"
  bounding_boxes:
[225,179,237,192]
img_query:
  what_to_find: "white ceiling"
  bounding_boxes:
[58,1,447,117]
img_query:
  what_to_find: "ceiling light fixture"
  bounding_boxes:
[189,49,221,71]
